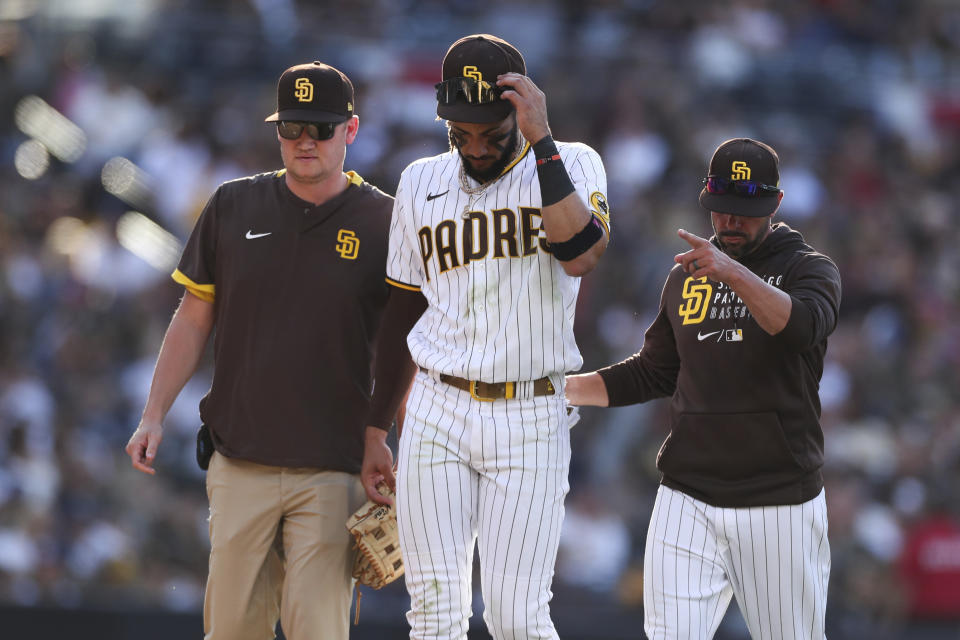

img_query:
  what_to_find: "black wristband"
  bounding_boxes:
[532,134,559,159]
[533,135,575,207]
[549,216,603,261]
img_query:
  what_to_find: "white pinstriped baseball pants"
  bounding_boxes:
[644,485,830,640]
[396,369,572,640]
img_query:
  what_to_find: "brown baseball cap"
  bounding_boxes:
[264,61,354,123]
[699,138,782,217]
[436,34,526,124]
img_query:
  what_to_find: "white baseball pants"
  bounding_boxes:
[396,369,572,640]
[644,484,830,640]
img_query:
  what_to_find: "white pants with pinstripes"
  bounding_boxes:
[644,485,830,640]
[396,369,572,640]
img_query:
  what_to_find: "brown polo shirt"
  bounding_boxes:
[172,170,393,472]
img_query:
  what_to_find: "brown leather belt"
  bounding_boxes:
[421,367,555,401]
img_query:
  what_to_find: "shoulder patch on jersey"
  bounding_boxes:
[589,191,611,232]
[590,191,609,215]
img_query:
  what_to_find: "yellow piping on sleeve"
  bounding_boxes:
[385,276,420,292]
[172,269,215,303]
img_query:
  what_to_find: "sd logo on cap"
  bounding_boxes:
[698,138,782,218]
[435,34,526,124]
[265,61,354,124]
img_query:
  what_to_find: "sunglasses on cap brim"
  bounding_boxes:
[276,121,338,141]
[435,77,504,105]
[703,176,781,197]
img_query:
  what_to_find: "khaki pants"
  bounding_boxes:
[203,451,366,640]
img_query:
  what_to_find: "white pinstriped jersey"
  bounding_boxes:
[385,139,610,383]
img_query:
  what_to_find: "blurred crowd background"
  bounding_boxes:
[1,0,959,638]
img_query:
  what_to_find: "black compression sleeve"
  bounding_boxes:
[366,287,428,431]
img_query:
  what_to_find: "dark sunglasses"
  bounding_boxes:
[703,176,781,197]
[277,121,338,141]
[435,77,503,105]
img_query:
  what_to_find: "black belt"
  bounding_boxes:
[421,367,555,401]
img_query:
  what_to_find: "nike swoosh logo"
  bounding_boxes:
[426,190,449,201]
[245,231,272,239]
[697,331,721,341]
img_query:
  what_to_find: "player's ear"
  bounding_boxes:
[344,115,359,145]
[770,191,784,219]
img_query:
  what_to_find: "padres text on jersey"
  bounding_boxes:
[385,139,609,383]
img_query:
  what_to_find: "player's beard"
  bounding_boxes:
[453,125,520,184]
[713,219,771,259]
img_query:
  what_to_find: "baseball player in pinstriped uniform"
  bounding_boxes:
[360,34,610,639]
[566,139,841,639]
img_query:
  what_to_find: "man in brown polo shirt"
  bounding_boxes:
[124,61,394,640]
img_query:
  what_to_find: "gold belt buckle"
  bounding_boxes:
[469,380,495,402]
[469,380,515,402]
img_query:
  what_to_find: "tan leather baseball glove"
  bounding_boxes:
[345,483,404,589]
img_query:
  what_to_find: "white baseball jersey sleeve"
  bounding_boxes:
[385,140,610,383]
